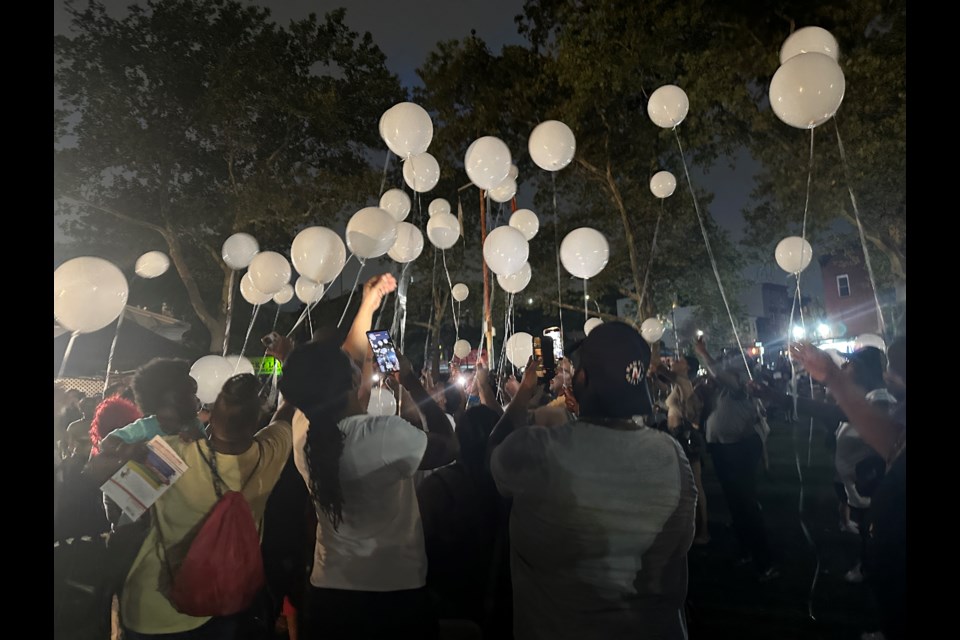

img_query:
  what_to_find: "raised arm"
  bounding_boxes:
[473,362,502,413]
[489,356,539,455]
[694,337,743,391]
[342,273,398,366]
[397,355,459,470]
[790,341,903,461]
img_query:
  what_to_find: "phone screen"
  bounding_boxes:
[543,327,563,361]
[366,330,400,373]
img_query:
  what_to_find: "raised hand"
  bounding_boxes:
[789,341,840,384]
[361,273,398,309]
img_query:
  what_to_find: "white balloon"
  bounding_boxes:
[367,386,397,416]
[509,209,539,241]
[248,251,291,295]
[54,257,129,333]
[379,188,412,222]
[225,354,256,377]
[240,272,273,305]
[483,226,529,277]
[508,164,519,180]
[453,339,472,359]
[496,262,531,294]
[649,171,677,199]
[402,152,440,193]
[528,120,576,171]
[273,284,294,305]
[854,333,886,352]
[380,102,433,158]
[505,332,534,368]
[346,207,398,259]
[780,26,840,64]
[584,317,603,336]
[560,227,609,279]
[221,233,260,270]
[190,355,235,404]
[428,198,450,217]
[387,222,425,264]
[426,212,461,250]
[775,236,814,274]
[488,178,517,203]
[769,52,845,129]
[640,317,665,343]
[451,283,469,302]
[295,276,325,304]
[647,84,690,129]
[135,251,170,279]
[465,136,512,190]
[290,226,346,284]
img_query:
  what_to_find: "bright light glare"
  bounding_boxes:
[817,323,831,338]
[458,376,467,386]
[371,373,380,382]
[696,330,704,337]
[527,298,534,304]
[792,326,806,339]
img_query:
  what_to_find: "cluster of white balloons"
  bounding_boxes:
[775,236,814,274]
[380,101,442,195]
[769,26,845,129]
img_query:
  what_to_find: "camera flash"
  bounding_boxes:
[458,376,466,386]
[372,373,380,382]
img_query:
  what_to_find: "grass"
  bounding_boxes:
[687,417,882,640]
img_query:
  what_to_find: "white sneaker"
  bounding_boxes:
[844,563,864,583]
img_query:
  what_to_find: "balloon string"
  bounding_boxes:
[103,309,126,395]
[497,292,512,395]
[583,279,588,318]
[378,150,391,198]
[833,120,887,337]
[794,419,821,622]
[638,200,664,315]
[307,307,314,340]
[222,270,237,357]
[551,172,565,342]
[441,249,459,335]
[337,257,367,328]
[456,300,462,342]
[58,331,81,379]
[272,304,281,331]
[673,128,751,381]
[238,304,261,362]
[426,245,439,368]
[286,253,353,337]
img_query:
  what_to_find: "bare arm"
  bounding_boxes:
[398,355,459,470]
[342,273,397,365]
[489,357,539,456]
[473,363,502,413]
[791,341,902,461]
[694,337,743,391]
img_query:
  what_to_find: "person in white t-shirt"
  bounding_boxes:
[277,274,459,640]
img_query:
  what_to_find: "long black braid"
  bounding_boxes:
[278,339,355,532]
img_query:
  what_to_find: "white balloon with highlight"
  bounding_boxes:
[647,85,690,129]
[650,171,677,199]
[528,120,576,171]
[135,251,170,279]
[560,228,609,279]
[483,226,529,277]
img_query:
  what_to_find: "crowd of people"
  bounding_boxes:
[54,272,907,640]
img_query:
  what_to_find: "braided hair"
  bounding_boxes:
[278,339,355,531]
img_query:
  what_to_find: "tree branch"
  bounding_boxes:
[552,301,636,328]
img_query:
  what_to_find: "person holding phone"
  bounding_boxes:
[488,322,696,640]
[278,273,458,640]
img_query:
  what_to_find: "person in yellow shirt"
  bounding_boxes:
[120,373,294,639]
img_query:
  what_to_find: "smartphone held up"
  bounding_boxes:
[367,330,401,374]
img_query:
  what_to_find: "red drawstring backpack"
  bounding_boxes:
[157,440,265,617]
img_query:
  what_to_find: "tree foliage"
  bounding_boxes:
[55,0,404,350]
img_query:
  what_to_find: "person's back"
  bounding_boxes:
[494,421,694,639]
[417,406,505,627]
[490,322,696,640]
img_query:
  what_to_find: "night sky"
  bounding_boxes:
[54,0,829,310]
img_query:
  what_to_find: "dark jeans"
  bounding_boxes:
[709,434,773,571]
[301,585,438,640]
[124,616,239,640]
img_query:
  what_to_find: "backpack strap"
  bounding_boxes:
[196,440,263,499]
